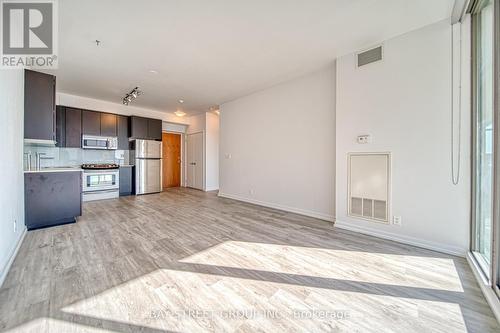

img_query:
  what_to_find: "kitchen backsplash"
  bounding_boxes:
[23,144,130,170]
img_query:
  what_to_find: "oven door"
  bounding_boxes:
[82,171,119,192]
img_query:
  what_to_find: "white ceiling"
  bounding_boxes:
[53,0,454,115]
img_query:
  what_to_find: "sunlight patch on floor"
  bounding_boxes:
[180,241,464,292]
[59,268,468,333]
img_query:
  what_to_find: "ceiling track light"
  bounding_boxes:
[122,87,143,105]
[209,105,220,114]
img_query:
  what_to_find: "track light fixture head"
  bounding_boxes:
[122,87,142,106]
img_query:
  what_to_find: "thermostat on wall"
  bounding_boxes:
[357,135,371,144]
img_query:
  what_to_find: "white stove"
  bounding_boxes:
[81,164,120,202]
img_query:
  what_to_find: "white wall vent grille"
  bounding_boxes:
[357,46,383,67]
[348,153,390,223]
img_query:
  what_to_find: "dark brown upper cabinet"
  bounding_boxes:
[55,106,66,147]
[117,115,130,150]
[148,118,162,140]
[56,106,83,148]
[65,108,82,147]
[24,70,56,143]
[130,116,162,140]
[82,110,101,136]
[100,113,117,136]
[130,116,148,139]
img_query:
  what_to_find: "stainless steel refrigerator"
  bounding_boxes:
[133,139,162,195]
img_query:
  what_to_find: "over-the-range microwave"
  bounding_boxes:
[82,135,118,150]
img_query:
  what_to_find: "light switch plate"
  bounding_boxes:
[357,135,371,144]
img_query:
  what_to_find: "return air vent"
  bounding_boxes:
[357,46,383,67]
[348,153,390,223]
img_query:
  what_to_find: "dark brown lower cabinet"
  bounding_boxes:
[119,166,133,196]
[24,171,82,230]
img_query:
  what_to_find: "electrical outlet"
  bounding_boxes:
[393,216,402,226]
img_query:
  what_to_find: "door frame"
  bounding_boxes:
[186,130,205,191]
[162,131,185,188]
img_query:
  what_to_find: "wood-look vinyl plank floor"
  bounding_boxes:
[0,188,498,332]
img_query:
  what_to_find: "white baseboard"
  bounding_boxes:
[216,193,464,257]
[218,192,334,222]
[334,220,466,257]
[0,227,27,288]
[205,187,219,192]
[466,252,500,324]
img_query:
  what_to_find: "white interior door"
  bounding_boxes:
[187,132,204,190]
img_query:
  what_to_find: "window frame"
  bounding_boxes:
[469,0,500,297]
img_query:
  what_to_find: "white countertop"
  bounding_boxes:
[24,167,83,173]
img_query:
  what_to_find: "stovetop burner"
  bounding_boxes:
[81,163,120,170]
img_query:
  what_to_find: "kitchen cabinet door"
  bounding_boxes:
[117,115,130,150]
[24,70,56,142]
[82,110,101,135]
[65,107,82,147]
[130,116,148,139]
[119,166,133,196]
[55,106,66,147]
[148,118,162,140]
[24,171,82,230]
[100,113,117,136]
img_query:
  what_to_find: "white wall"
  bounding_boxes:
[219,66,336,220]
[163,122,187,133]
[0,70,26,286]
[205,112,220,191]
[186,113,206,134]
[336,19,470,256]
[185,112,220,191]
[57,93,190,125]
